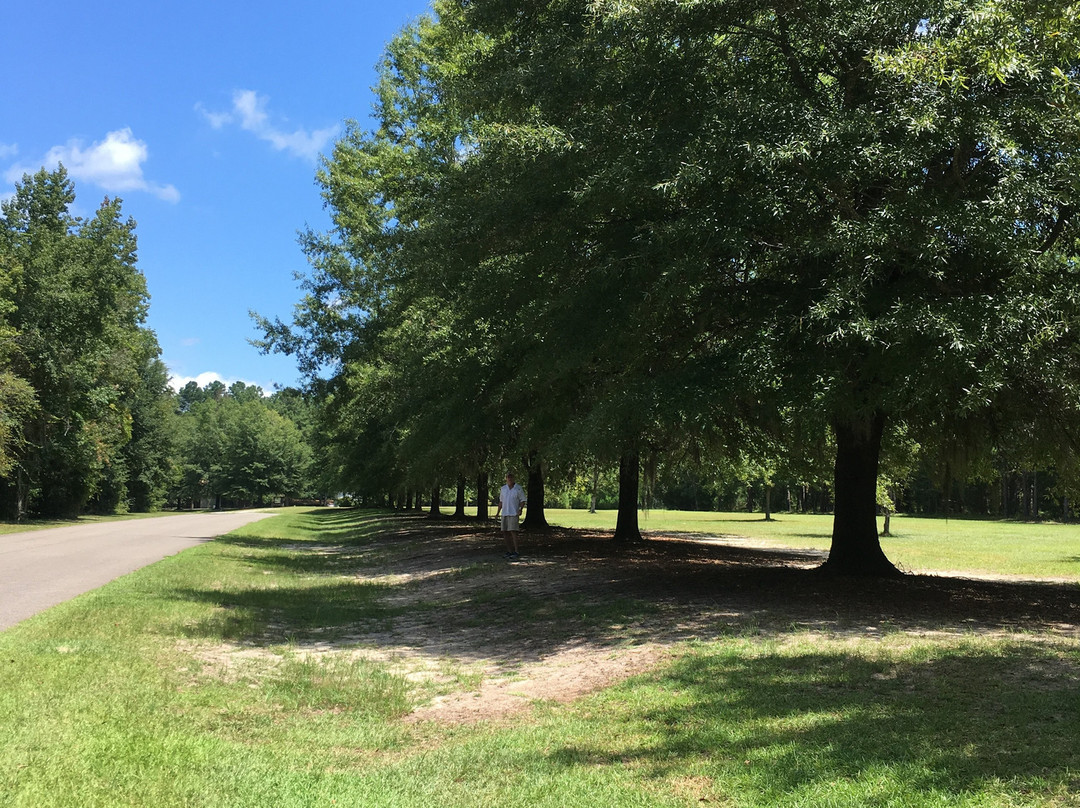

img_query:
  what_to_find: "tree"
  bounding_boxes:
[694,0,1080,573]
[254,16,527,505]
[0,251,35,479]
[121,343,176,511]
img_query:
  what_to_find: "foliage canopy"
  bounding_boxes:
[262,0,1080,574]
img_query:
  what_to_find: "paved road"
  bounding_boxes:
[0,510,277,631]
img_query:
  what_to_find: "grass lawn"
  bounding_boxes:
[2,507,1079,807]
[544,508,1080,579]
[0,509,206,536]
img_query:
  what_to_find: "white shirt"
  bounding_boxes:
[498,483,527,516]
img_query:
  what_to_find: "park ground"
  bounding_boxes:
[3,507,1080,807]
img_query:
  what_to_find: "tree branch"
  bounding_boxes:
[1039,204,1074,255]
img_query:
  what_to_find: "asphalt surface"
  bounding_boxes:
[0,510,277,631]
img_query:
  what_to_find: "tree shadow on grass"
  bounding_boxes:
[156,511,1080,802]
[170,578,408,642]
[549,642,1080,803]
[167,511,1080,665]
[279,508,483,543]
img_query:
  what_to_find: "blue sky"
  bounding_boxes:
[2,0,433,392]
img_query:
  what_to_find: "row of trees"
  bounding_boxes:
[0,167,322,517]
[261,0,1080,576]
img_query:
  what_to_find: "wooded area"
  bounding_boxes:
[0,169,323,517]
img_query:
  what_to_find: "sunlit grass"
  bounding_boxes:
[541,508,1080,579]
[0,509,191,535]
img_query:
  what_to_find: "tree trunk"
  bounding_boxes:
[764,483,773,521]
[521,452,548,529]
[454,476,467,518]
[614,450,642,543]
[476,471,489,519]
[821,411,900,577]
[428,483,440,518]
[943,462,953,517]
[589,463,600,514]
[0,476,26,522]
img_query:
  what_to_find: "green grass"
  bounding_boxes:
[543,508,1080,579]
[3,507,1080,807]
[0,509,211,535]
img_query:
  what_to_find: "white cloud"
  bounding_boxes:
[4,129,179,202]
[169,371,225,391]
[194,104,232,130]
[168,371,268,395]
[0,142,17,160]
[197,89,338,162]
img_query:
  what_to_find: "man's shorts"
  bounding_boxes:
[501,514,520,532]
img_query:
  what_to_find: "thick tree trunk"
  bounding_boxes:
[614,450,642,543]
[454,476,467,518]
[821,412,900,577]
[476,471,489,519]
[428,483,440,518]
[522,452,548,529]
[0,476,25,521]
[764,484,773,521]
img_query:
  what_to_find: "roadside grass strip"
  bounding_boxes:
[2,507,1079,807]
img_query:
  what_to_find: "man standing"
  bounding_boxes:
[495,472,527,560]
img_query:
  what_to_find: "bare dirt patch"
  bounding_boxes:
[404,642,672,724]
[187,514,1080,725]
